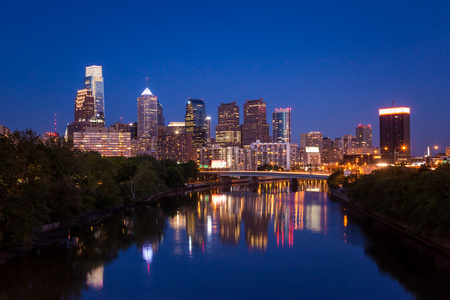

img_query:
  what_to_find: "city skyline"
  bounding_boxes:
[1,1,449,156]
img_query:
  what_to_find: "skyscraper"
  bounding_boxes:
[379,106,411,163]
[300,131,323,165]
[205,116,211,143]
[215,101,241,147]
[342,134,356,150]
[137,86,158,138]
[355,125,372,148]
[185,98,207,148]
[74,89,95,122]
[241,98,269,146]
[300,131,323,150]
[273,108,291,143]
[84,65,104,121]
[157,101,165,126]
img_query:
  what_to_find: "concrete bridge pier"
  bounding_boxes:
[290,178,298,192]
[249,176,259,185]
[219,175,232,184]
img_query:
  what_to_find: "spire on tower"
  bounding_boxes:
[141,77,153,96]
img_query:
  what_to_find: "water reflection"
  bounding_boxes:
[1,180,450,299]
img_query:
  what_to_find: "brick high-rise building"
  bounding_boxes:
[241,98,269,146]
[157,132,195,163]
[215,101,241,146]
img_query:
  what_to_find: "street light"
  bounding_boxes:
[394,146,406,164]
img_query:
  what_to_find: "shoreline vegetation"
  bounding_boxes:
[0,130,201,261]
[328,164,450,254]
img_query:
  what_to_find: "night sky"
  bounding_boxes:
[1,0,449,156]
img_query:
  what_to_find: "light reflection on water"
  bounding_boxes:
[1,180,450,299]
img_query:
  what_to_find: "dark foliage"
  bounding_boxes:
[347,165,450,240]
[0,130,198,249]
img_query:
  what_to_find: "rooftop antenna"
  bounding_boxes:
[146,77,149,88]
[392,99,395,107]
[54,113,57,133]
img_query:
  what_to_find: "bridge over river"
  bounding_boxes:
[200,170,331,187]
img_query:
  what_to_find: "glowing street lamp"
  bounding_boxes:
[394,146,406,164]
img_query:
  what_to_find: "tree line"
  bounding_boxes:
[0,130,199,248]
[330,165,450,242]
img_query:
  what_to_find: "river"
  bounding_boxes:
[1,180,450,299]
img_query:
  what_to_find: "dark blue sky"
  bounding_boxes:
[1,0,449,156]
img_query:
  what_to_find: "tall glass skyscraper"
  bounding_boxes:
[185,98,207,148]
[273,108,291,143]
[137,87,158,138]
[84,65,105,121]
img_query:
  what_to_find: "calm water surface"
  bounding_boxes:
[1,180,450,299]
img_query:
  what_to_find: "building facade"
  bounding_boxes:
[251,141,298,170]
[342,134,356,152]
[73,127,131,157]
[215,101,241,147]
[273,108,291,143]
[197,145,255,171]
[137,87,158,138]
[157,101,165,127]
[379,106,411,163]
[84,65,105,122]
[185,98,207,148]
[74,89,95,122]
[157,132,195,163]
[355,125,372,148]
[242,98,269,146]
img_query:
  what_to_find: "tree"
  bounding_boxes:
[180,160,199,182]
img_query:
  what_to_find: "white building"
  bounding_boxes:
[251,141,298,170]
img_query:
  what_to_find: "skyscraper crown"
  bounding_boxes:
[141,87,153,96]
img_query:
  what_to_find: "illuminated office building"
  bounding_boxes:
[273,108,291,143]
[157,132,195,163]
[197,146,255,170]
[355,125,372,148]
[185,98,207,148]
[74,89,95,122]
[342,134,356,152]
[73,127,131,157]
[251,141,298,170]
[84,65,105,121]
[137,86,158,138]
[242,98,269,146]
[300,131,323,150]
[215,101,241,146]
[300,131,323,165]
[379,106,411,163]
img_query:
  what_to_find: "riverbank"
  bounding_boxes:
[0,177,285,263]
[329,187,450,256]
[0,181,220,264]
